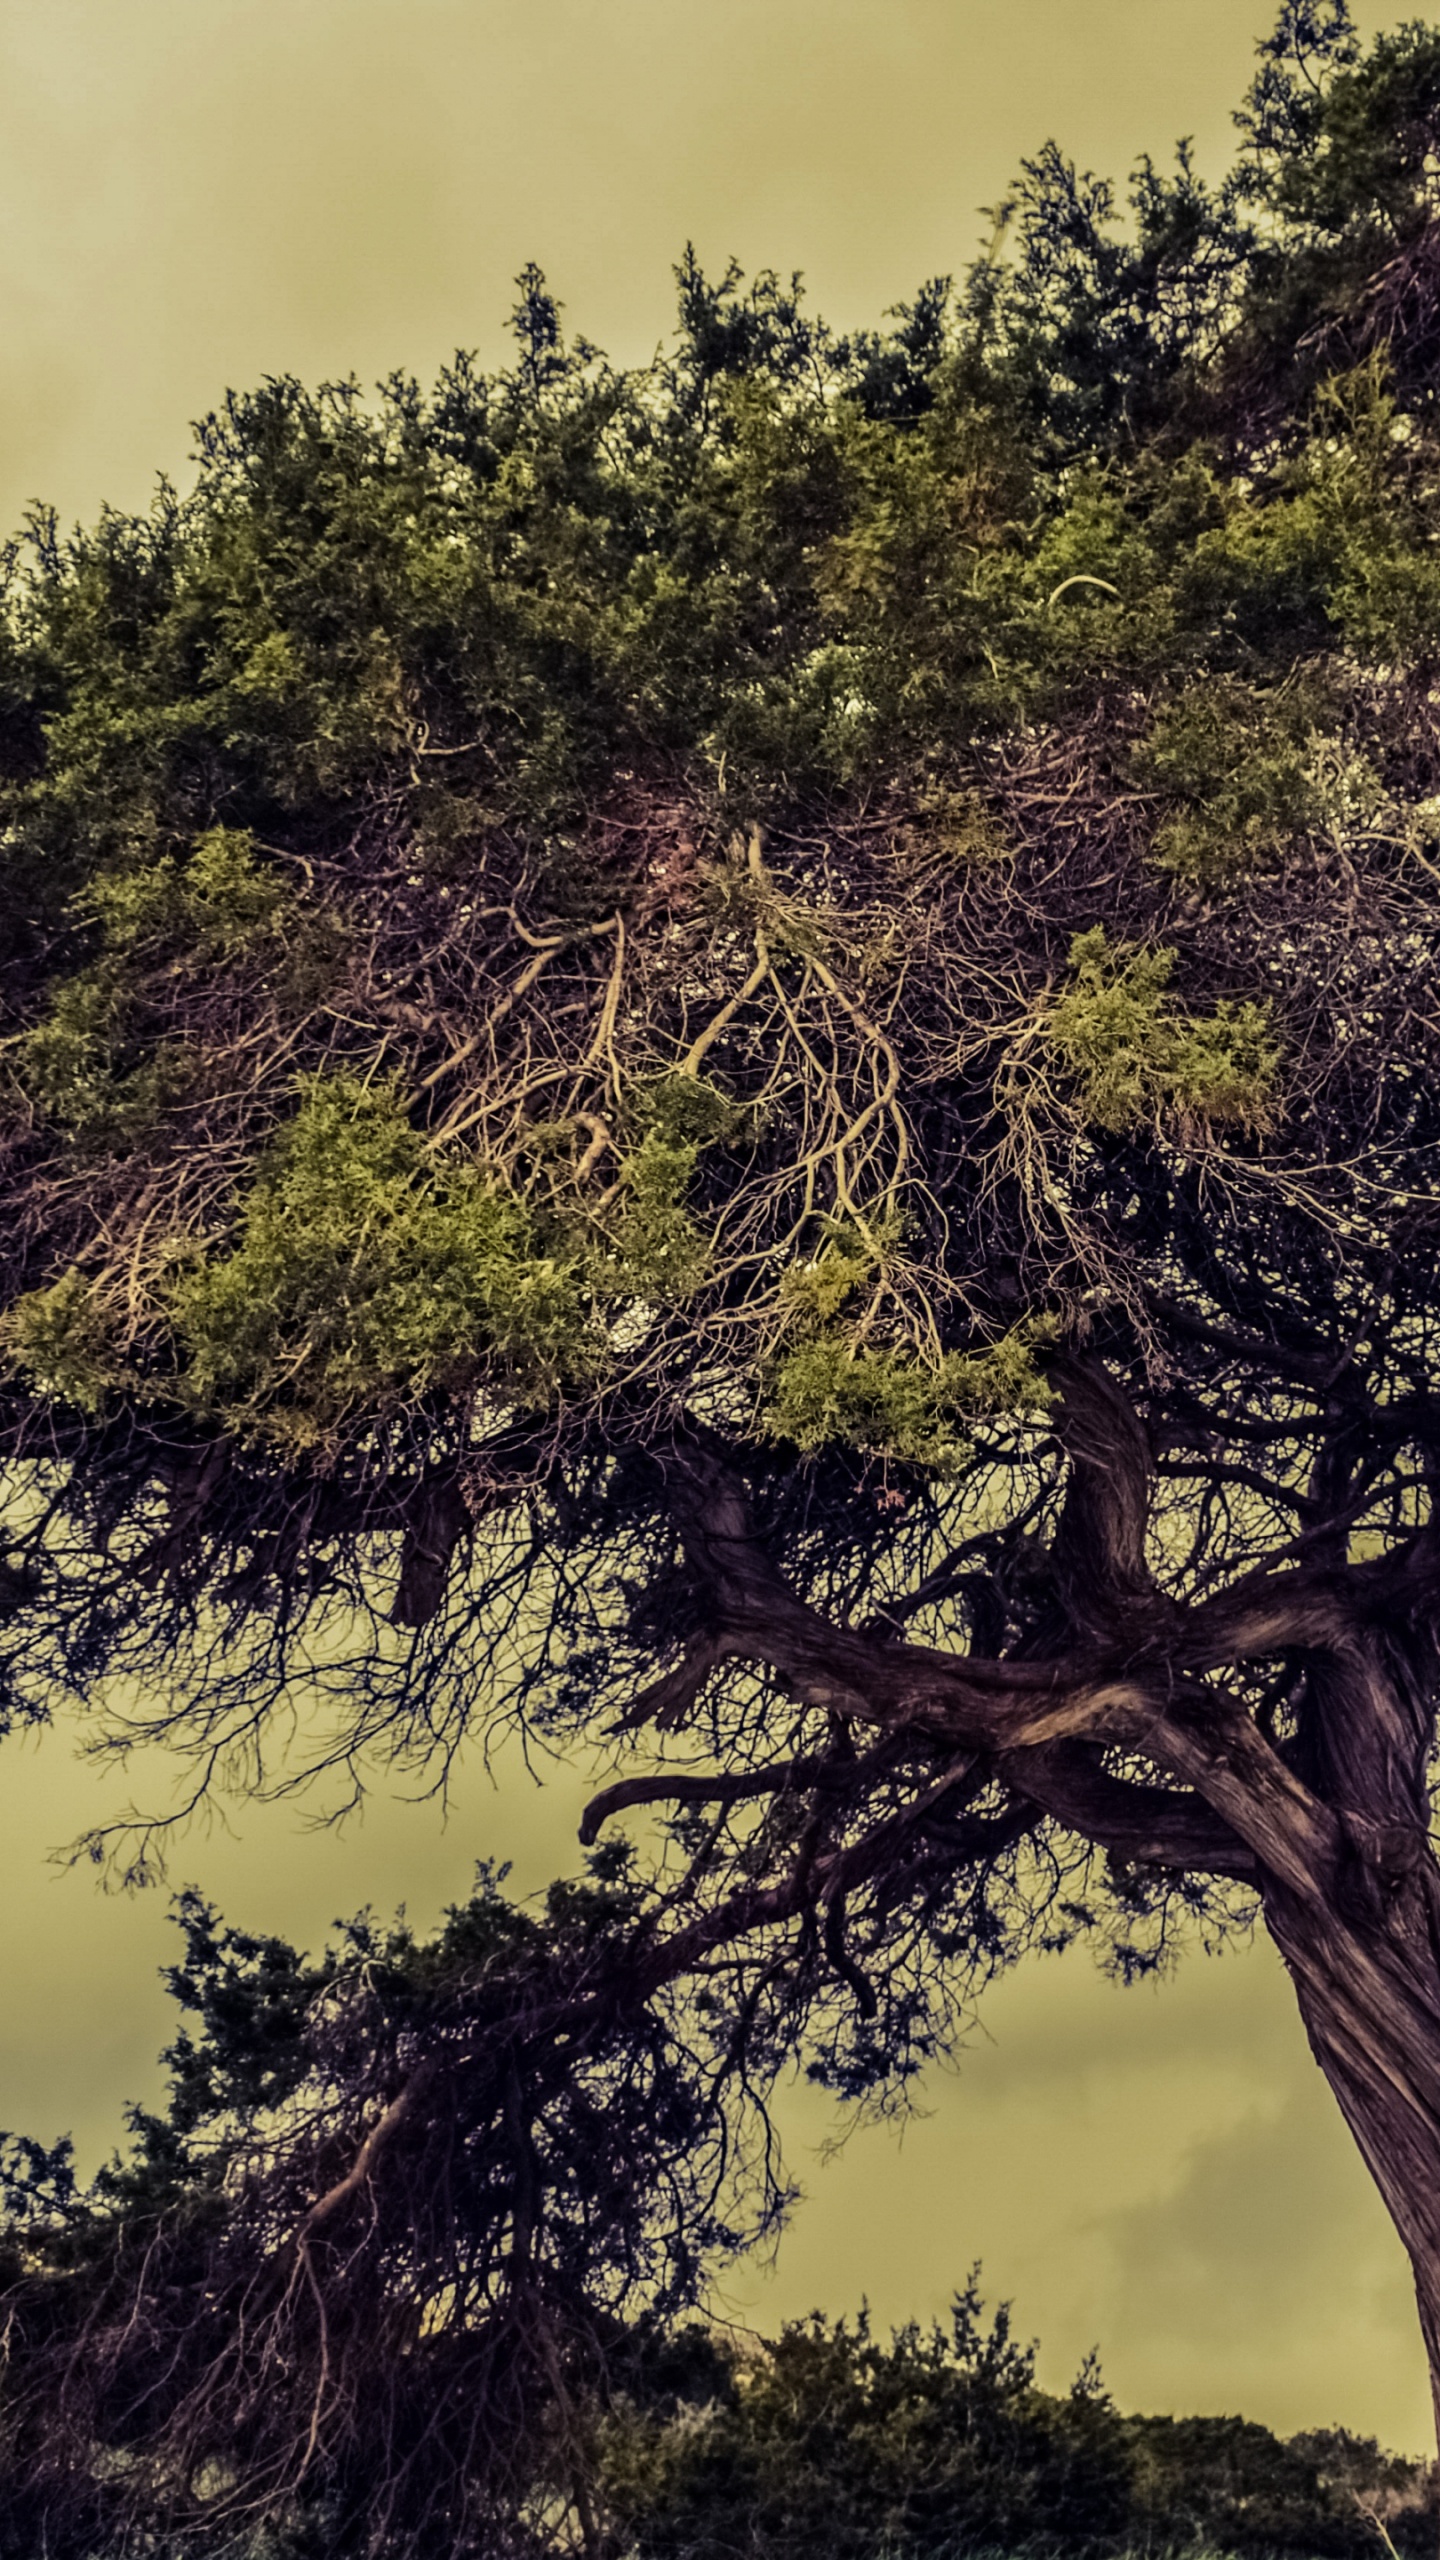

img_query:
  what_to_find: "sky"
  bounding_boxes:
[0,0,1428,2455]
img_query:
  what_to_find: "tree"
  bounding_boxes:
[593,2300,1432,2560]
[7,3,1440,2538]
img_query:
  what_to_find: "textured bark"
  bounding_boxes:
[1265,1869,1440,2448]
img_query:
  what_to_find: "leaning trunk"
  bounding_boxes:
[1262,1852,1440,2450]
[1142,1596,1440,2452]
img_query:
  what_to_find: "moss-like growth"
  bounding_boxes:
[763,1218,1050,1470]
[896,782,1012,871]
[763,1324,1051,1472]
[20,964,195,1143]
[604,1128,714,1303]
[1047,928,1280,1134]
[776,1228,879,1330]
[83,828,291,959]
[627,1072,742,1150]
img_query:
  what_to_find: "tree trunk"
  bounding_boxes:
[1262,1847,1440,2449]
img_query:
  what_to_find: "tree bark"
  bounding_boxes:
[1262,1862,1440,2450]
[1033,1360,1440,2440]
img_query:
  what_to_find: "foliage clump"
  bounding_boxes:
[80,825,292,957]
[1046,928,1281,1135]
[1,1265,118,1416]
[764,1321,1051,1472]
[599,2287,1130,2560]
[599,2300,1433,2560]
[1133,678,1341,881]
[758,1219,1051,1470]
[168,1075,600,1447]
[17,826,311,1144]
[19,961,195,1143]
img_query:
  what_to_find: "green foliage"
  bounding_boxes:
[1235,10,1440,389]
[19,960,195,1142]
[1134,678,1335,880]
[775,1225,880,1329]
[764,1279,1052,1472]
[600,2302,1433,2560]
[163,1070,734,1448]
[82,825,291,958]
[13,827,314,1146]
[761,1218,1050,1471]
[2,9,1424,1545]
[1047,929,1281,1134]
[1298,364,1440,657]
[1166,363,1440,664]
[0,1266,117,1415]
[600,2289,1130,2560]
[605,1127,714,1302]
[628,1071,743,1150]
[770,1336,1049,1469]
[170,1075,599,1446]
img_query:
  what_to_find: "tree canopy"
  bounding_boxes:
[8,1,1440,2544]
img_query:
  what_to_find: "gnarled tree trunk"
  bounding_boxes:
[1266,1861,1440,2446]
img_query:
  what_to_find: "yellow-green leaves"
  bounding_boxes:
[763,1326,1052,1473]
[604,1129,712,1303]
[20,963,195,1143]
[1133,679,1378,882]
[1135,682,1326,880]
[164,1070,735,1449]
[170,1077,598,1449]
[776,1229,877,1331]
[17,831,310,1144]
[1292,363,1440,661]
[78,828,292,960]
[595,1072,741,1302]
[1,1268,118,1415]
[763,1218,1051,1471]
[1047,929,1279,1135]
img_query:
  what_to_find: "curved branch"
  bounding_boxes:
[999,1739,1258,1880]
[580,1755,823,1847]
[300,2063,434,2240]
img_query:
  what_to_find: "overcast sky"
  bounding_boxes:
[0,0,1425,2452]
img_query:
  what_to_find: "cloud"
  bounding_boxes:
[1097,2071,1427,2444]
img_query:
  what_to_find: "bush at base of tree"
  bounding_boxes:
[598,2303,1435,2560]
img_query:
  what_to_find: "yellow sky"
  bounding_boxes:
[0,0,1426,2454]
[0,0,1391,535]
